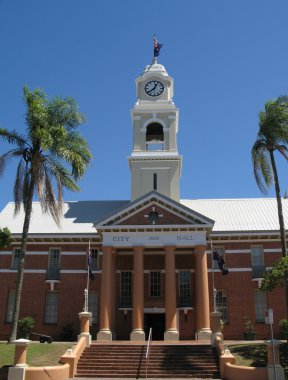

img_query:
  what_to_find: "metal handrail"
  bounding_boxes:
[145,328,152,379]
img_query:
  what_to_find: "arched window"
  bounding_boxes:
[146,123,164,151]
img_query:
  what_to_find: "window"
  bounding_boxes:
[216,290,228,323]
[254,289,267,322]
[88,292,98,323]
[47,248,61,280]
[45,292,58,323]
[179,271,191,306]
[212,247,225,269]
[6,289,15,323]
[120,272,132,307]
[251,246,265,278]
[153,173,157,190]
[90,249,99,271]
[11,248,21,270]
[150,271,161,297]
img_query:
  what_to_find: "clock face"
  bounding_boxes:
[144,80,164,97]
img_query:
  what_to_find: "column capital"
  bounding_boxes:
[164,245,176,253]
[102,246,115,253]
[132,246,145,253]
[195,245,207,254]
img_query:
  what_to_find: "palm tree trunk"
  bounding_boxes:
[270,151,287,257]
[270,150,288,317]
[9,178,34,343]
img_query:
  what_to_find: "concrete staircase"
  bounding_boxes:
[75,343,221,378]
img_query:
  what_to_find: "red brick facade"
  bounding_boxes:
[0,239,285,341]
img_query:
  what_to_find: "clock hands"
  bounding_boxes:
[144,81,164,97]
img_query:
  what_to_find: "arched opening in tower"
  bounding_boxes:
[146,123,164,151]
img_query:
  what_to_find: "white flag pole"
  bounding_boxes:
[210,240,217,313]
[84,240,91,313]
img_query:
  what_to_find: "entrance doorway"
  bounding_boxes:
[144,313,165,340]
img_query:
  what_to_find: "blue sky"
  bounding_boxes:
[1,0,288,212]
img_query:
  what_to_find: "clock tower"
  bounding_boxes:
[129,59,182,201]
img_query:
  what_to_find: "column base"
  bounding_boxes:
[195,328,212,340]
[164,329,179,341]
[97,329,112,341]
[267,365,285,380]
[130,329,145,341]
[8,366,26,380]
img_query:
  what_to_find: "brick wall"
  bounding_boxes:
[0,240,286,340]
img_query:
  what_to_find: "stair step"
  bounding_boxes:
[75,343,220,379]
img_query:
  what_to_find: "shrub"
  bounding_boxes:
[18,316,35,339]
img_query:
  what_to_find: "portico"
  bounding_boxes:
[95,193,214,341]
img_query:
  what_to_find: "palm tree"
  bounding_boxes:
[252,96,288,317]
[0,86,92,342]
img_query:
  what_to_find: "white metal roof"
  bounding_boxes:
[181,198,288,232]
[0,198,287,235]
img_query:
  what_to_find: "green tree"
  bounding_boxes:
[0,227,12,247]
[251,96,288,317]
[0,86,92,342]
[261,257,288,291]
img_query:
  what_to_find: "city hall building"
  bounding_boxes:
[0,59,287,341]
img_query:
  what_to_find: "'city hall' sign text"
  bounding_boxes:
[103,232,206,247]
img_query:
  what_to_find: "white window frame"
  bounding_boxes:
[120,271,132,307]
[149,271,161,298]
[11,248,21,270]
[212,247,225,269]
[47,248,61,280]
[216,290,228,323]
[254,289,267,323]
[90,249,99,271]
[88,291,98,323]
[44,292,58,324]
[251,246,265,278]
[6,289,15,323]
[178,270,191,306]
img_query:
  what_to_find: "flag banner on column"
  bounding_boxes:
[154,36,163,57]
[88,248,95,280]
[213,249,229,275]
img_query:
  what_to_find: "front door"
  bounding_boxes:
[144,313,165,340]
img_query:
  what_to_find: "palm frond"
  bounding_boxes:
[274,144,288,160]
[13,159,27,215]
[42,167,61,227]
[46,157,80,192]
[0,148,23,177]
[0,128,27,148]
[50,130,91,179]
[251,139,272,193]
[48,97,86,131]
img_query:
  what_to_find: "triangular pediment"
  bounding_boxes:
[94,191,214,232]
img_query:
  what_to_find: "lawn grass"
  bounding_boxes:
[229,343,288,379]
[0,342,73,367]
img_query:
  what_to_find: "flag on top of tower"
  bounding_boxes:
[213,249,229,275]
[153,35,163,57]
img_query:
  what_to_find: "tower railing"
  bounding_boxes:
[146,142,164,151]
